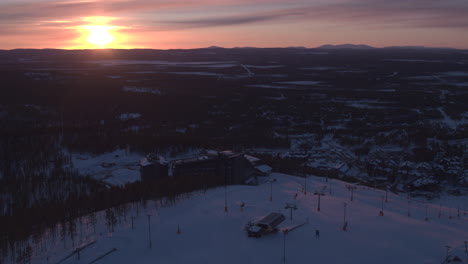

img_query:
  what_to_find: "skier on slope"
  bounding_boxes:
[315,229,320,239]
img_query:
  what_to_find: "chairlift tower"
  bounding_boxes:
[285,203,298,220]
[314,191,324,212]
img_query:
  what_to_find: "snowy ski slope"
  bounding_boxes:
[34,173,468,264]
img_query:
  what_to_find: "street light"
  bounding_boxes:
[283,229,288,263]
[425,205,429,221]
[269,179,276,202]
[314,192,324,212]
[385,186,388,203]
[147,214,152,249]
[379,196,384,216]
[224,185,228,212]
[347,185,357,201]
[343,203,348,231]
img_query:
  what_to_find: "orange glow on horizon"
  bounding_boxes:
[85,25,115,46]
[69,16,128,49]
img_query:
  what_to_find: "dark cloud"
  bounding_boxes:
[160,11,302,29]
[1,0,468,35]
[157,0,468,30]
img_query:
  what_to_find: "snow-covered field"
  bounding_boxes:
[32,173,468,264]
[70,149,142,186]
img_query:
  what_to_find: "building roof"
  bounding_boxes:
[172,155,215,165]
[244,154,261,164]
[255,165,272,173]
[258,213,285,228]
[140,154,167,167]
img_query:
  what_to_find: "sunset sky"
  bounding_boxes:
[1,0,468,50]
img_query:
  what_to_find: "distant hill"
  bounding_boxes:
[317,44,375,50]
[317,44,460,51]
[383,46,457,50]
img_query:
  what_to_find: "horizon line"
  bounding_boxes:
[1,44,466,52]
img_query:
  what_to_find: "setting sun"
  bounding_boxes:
[85,25,115,46]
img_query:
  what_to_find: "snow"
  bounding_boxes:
[299,52,329,55]
[119,113,141,121]
[255,164,273,173]
[440,72,468,77]
[238,64,253,76]
[347,103,392,109]
[69,149,142,186]
[128,71,159,74]
[437,107,458,130]
[299,67,338,70]
[122,86,162,95]
[29,173,468,264]
[243,65,284,69]
[168,72,220,76]
[244,154,260,164]
[191,64,239,68]
[176,128,187,134]
[246,84,289,89]
[276,81,322,85]
[88,60,237,66]
[383,59,443,63]
[24,72,51,80]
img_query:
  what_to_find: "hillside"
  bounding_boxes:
[27,173,468,264]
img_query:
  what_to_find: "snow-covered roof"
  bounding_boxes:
[244,154,260,164]
[173,155,214,165]
[140,154,167,166]
[255,165,272,173]
[140,157,152,167]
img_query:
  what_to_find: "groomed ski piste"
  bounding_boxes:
[32,173,468,264]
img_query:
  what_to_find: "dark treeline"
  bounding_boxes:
[0,154,224,263]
